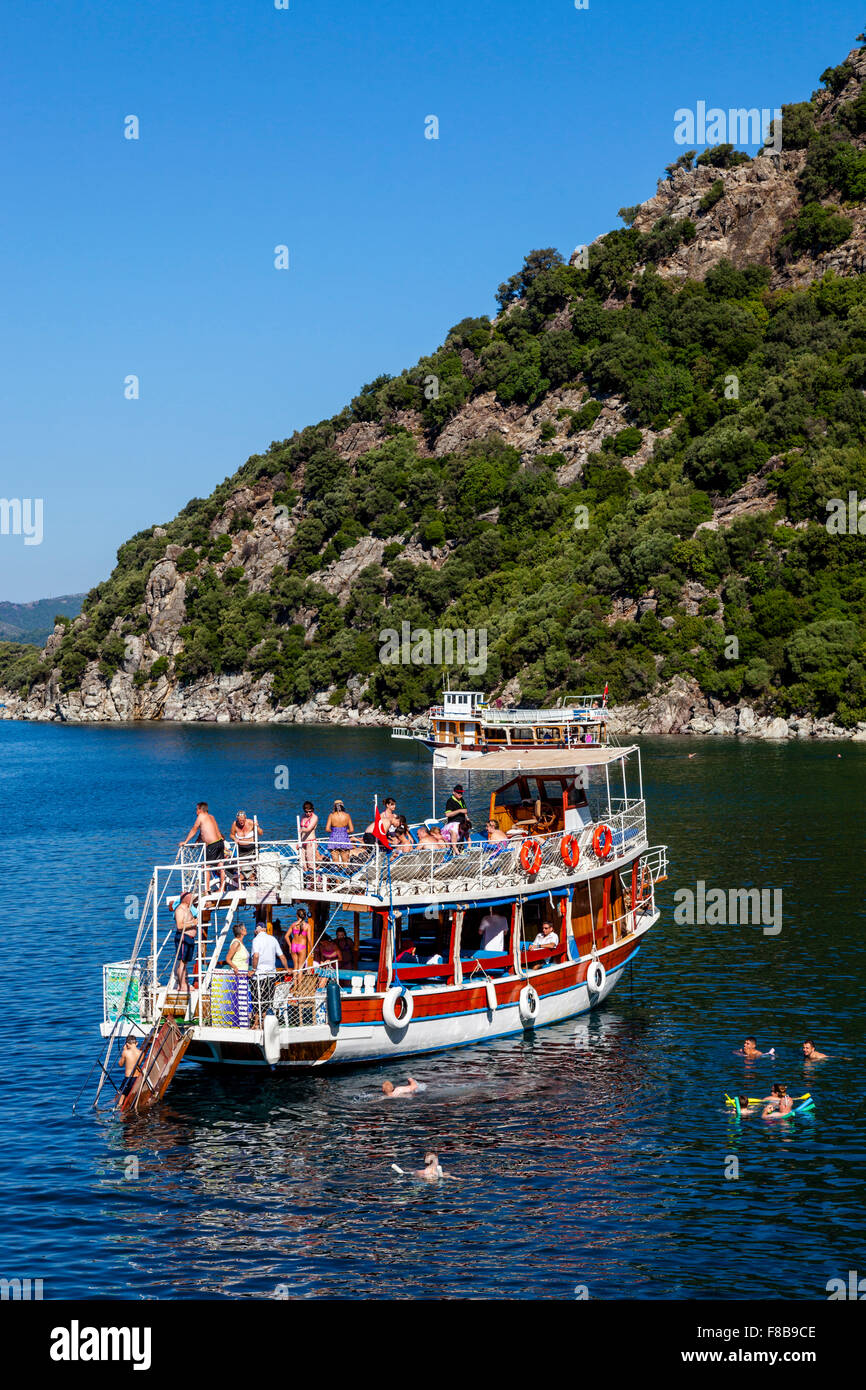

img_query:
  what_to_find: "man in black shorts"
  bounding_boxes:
[179,801,226,896]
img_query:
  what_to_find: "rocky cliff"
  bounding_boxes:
[3,39,866,741]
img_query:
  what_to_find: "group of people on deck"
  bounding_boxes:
[176,784,554,896]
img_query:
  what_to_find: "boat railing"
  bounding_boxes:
[149,801,649,906]
[479,703,606,727]
[287,800,647,901]
[205,962,339,1030]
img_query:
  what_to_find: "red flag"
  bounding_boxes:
[602,683,609,706]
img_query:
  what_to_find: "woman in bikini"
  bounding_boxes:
[325,800,354,865]
[286,908,311,983]
[299,801,319,872]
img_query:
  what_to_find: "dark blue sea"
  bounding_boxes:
[1,722,863,1299]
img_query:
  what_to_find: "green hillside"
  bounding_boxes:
[3,41,866,725]
[0,594,85,646]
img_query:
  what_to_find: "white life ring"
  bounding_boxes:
[586,959,607,996]
[263,1013,281,1064]
[518,984,539,1026]
[485,980,498,1013]
[383,986,414,1029]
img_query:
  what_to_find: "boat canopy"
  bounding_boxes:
[435,744,639,772]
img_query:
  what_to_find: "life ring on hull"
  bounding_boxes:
[263,1013,281,1065]
[560,834,580,869]
[592,824,613,860]
[518,984,540,1026]
[586,959,607,996]
[383,986,414,1029]
[520,838,543,875]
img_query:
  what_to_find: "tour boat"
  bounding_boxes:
[94,743,666,1109]
[391,687,611,756]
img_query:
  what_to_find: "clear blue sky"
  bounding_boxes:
[0,0,860,602]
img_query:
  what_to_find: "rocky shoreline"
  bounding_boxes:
[2,671,864,743]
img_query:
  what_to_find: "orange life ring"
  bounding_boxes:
[520,838,543,875]
[560,834,580,869]
[593,824,613,860]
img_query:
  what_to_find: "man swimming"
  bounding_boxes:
[802,1039,828,1061]
[392,1151,457,1181]
[382,1077,419,1099]
[735,1036,775,1058]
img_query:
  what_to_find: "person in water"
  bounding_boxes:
[225,922,249,974]
[736,1094,759,1117]
[802,1039,829,1061]
[179,802,226,897]
[735,1036,775,1058]
[763,1083,794,1118]
[415,1152,456,1181]
[382,1077,419,1098]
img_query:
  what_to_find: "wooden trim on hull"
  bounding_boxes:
[181,922,651,1068]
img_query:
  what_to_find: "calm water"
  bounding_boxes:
[1,722,863,1300]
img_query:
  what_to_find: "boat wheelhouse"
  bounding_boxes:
[391,688,610,756]
[94,743,666,1110]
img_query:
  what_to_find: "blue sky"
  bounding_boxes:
[0,0,861,602]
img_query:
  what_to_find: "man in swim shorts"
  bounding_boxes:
[179,801,226,896]
[118,1035,143,1100]
[171,891,199,991]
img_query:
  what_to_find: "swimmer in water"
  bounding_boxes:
[735,1036,775,1058]
[802,1039,829,1061]
[736,1094,759,1117]
[762,1083,794,1119]
[382,1077,419,1099]
[392,1151,457,1181]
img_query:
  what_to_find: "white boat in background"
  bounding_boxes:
[391,687,612,757]
[92,742,666,1110]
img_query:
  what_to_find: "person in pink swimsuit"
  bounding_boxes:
[299,801,318,871]
[286,907,311,982]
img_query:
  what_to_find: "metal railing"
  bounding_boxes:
[150,802,649,907]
